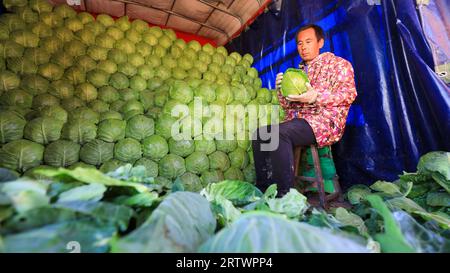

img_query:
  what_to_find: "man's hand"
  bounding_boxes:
[286,82,318,104]
[275,72,283,90]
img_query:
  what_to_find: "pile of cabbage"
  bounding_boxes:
[0,0,283,191]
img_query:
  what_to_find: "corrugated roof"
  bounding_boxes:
[48,0,272,45]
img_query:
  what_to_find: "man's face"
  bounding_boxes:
[296,28,324,63]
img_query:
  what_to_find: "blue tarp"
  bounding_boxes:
[226,0,450,189]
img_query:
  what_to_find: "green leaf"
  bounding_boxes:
[111,192,216,252]
[2,207,77,234]
[266,188,309,220]
[114,192,159,207]
[334,207,368,236]
[34,167,149,193]
[200,180,262,206]
[3,219,116,253]
[0,179,50,213]
[417,151,450,193]
[57,183,106,203]
[210,195,242,227]
[412,211,450,230]
[199,212,368,253]
[370,181,403,197]
[365,194,415,253]
[385,197,426,214]
[391,211,450,252]
[54,201,134,231]
[346,184,371,205]
[426,192,450,207]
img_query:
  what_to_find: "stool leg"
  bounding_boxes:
[311,145,326,209]
[333,175,344,202]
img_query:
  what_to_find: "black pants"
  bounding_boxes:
[252,118,316,196]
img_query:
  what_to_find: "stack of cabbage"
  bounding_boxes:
[0,0,281,191]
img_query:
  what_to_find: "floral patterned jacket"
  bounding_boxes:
[277,52,357,147]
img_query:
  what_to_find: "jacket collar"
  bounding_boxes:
[299,52,334,69]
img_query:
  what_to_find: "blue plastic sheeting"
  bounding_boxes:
[226,0,450,189]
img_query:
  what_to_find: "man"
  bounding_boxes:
[252,24,357,196]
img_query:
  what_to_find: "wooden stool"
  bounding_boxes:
[294,144,344,209]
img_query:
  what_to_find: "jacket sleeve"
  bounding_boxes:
[314,60,357,107]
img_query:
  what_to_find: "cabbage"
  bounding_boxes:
[58,115,91,140]
[97,119,126,143]
[31,93,59,110]
[75,83,98,102]
[142,135,168,160]
[109,72,129,89]
[125,29,141,43]
[51,50,74,69]
[168,138,195,157]
[0,70,20,91]
[79,139,114,166]
[87,69,110,88]
[115,39,135,54]
[224,167,244,181]
[215,139,237,153]
[76,55,97,72]
[23,117,63,144]
[137,65,154,80]
[118,88,139,101]
[243,164,256,183]
[87,46,108,61]
[201,170,224,185]
[108,49,127,64]
[44,140,80,167]
[98,86,120,103]
[64,40,87,57]
[209,151,230,171]
[194,138,216,155]
[195,84,216,103]
[131,19,148,33]
[7,57,36,75]
[106,26,124,40]
[39,105,68,123]
[40,12,63,28]
[134,158,158,178]
[159,154,186,179]
[65,17,84,32]
[136,42,152,57]
[100,111,122,122]
[30,0,53,14]
[38,63,63,81]
[95,33,115,49]
[100,159,127,173]
[114,138,142,163]
[77,12,95,24]
[118,63,137,77]
[69,107,99,124]
[10,30,39,48]
[180,172,203,192]
[64,66,86,85]
[281,68,309,96]
[186,152,209,175]
[85,21,105,36]
[47,78,75,99]
[142,32,158,46]
[76,29,96,45]
[96,14,115,27]
[126,115,154,140]
[116,16,131,31]
[129,75,147,92]
[89,100,109,113]
[155,114,177,139]
[228,147,249,169]
[0,139,44,172]
[54,27,74,43]
[121,100,144,114]
[97,60,117,74]
[0,110,26,143]
[60,97,85,112]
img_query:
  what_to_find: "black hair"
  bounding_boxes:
[295,24,325,44]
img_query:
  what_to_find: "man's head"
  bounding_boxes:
[296,24,325,63]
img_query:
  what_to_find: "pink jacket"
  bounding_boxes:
[278,52,357,147]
